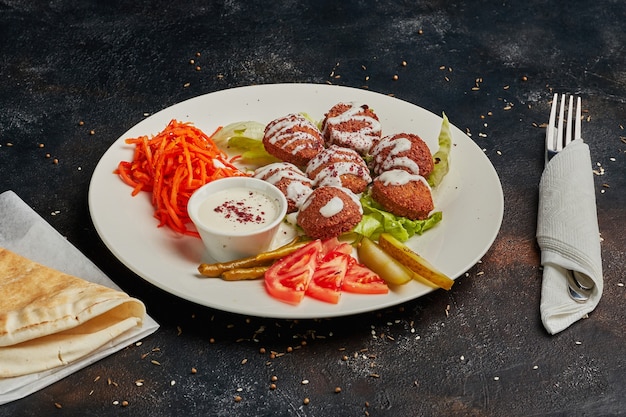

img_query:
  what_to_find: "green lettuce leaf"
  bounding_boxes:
[212,121,265,145]
[211,121,278,166]
[228,136,280,166]
[352,191,442,242]
[427,112,452,187]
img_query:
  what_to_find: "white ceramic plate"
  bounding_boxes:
[89,83,503,319]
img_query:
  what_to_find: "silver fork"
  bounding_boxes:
[545,93,595,303]
[545,93,581,163]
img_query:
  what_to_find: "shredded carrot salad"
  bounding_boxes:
[115,119,249,237]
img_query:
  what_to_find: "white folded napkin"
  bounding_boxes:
[0,190,159,405]
[536,139,603,334]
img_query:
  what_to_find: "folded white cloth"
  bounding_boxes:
[536,139,603,334]
[0,191,159,404]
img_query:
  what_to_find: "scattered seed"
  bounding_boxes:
[89,130,95,135]
[135,380,144,386]
[151,360,161,366]
[259,347,266,354]
[53,158,59,164]
[301,379,309,385]
[54,402,62,409]
[271,375,278,382]
[392,74,399,81]
[334,386,342,393]
[191,367,197,374]
[401,60,407,67]
[189,59,195,65]
[241,358,248,365]
[122,400,129,407]
[270,383,277,390]
[183,82,190,88]
[234,395,242,402]
[494,376,500,381]
[303,398,310,405]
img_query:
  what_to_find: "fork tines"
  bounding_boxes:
[545,93,582,164]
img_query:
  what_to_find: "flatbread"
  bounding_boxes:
[0,247,145,378]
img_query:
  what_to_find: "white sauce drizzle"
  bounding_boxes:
[254,162,313,208]
[305,145,371,187]
[265,115,321,156]
[376,169,431,190]
[285,181,314,208]
[371,135,420,175]
[299,186,363,216]
[322,103,382,154]
[319,196,344,217]
[314,162,371,187]
[255,162,310,184]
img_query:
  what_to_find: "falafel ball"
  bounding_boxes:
[305,145,372,194]
[321,102,382,155]
[297,186,363,240]
[254,162,314,213]
[370,169,434,220]
[370,132,434,177]
[263,113,324,167]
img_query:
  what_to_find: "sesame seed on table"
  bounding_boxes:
[1,1,625,416]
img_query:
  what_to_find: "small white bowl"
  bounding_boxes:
[187,176,288,262]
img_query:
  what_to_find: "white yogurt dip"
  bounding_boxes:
[187,176,288,262]
[197,188,280,234]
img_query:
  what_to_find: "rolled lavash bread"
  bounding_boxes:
[0,247,145,378]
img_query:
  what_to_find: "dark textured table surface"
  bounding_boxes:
[1,1,625,416]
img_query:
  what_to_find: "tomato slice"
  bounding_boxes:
[264,240,322,304]
[320,237,353,256]
[306,251,350,304]
[342,258,389,294]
